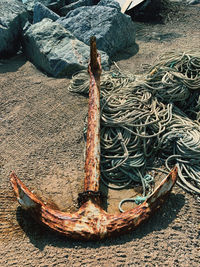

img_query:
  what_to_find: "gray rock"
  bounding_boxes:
[59,0,93,16]
[33,2,60,23]
[97,0,121,10]
[57,0,136,57]
[22,18,110,77]
[0,0,28,58]
[21,0,66,12]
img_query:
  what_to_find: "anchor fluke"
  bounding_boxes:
[10,168,177,240]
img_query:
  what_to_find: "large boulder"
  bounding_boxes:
[57,0,136,57]
[0,0,28,58]
[33,2,60,23]
[22,18,110,77]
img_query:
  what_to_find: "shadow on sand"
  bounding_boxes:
[111,43,139,62]
[0,53,27,73]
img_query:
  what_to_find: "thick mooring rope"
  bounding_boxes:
[68,51,200,211]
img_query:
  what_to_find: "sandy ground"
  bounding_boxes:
[0,3,200,266]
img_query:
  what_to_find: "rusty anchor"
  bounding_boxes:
[10,37,178,240]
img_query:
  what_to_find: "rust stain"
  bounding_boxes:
[84,36,101,193]
[9,36,178,240]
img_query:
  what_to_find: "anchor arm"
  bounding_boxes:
[10,167,177,240]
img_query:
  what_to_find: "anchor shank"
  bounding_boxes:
[84,36,102,192]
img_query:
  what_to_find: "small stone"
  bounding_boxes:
[33,2,60,24]
[59,0,93,16]
[21,0,65,12]
[186,0,200,4]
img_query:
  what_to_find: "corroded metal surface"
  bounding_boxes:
[84,36,101,193]
[10,168,177,240]
[10,36,178,240]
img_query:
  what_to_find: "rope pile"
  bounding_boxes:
[68,51,200,211]
[146,51,200,120]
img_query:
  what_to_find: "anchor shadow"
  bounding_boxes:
[16,192,185,251]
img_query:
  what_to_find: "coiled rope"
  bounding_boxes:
[146,51,200,119]
[68,51,200,211]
